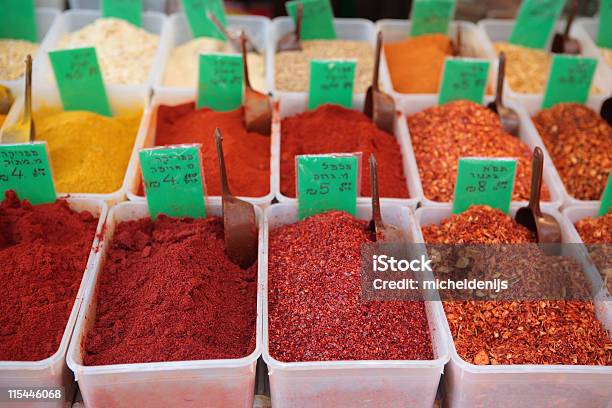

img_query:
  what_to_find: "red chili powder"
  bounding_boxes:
[268,211,433,362]
[280,104,409,198]
[0,191,98,361]
[138,102,270,197]
[84,215,257,366]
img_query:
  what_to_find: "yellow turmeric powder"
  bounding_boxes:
[384,34,453,94]
[34,109,141,194]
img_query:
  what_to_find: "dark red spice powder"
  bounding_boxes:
[138,102,270,197]
[280,104,409,198]
[84,215,257,366]
[0,191,98,361]
[268,211,433,362]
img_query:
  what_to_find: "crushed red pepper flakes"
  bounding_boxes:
[408,100,550,202]
[532,103,612,201]
[422,205,612,366]
[574,210,612,292]
[268,211,433,362]
[280,104,409,198]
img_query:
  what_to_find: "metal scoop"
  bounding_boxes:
[207,11,260,55]
[240,31,271,135]
[277,2,303,52]
[368,154,406,242]
[215,128,258,269]
[487,52,520,137]
[3,55,34,143]
[551,0,581,55]
[0,84,13,116]
[515,147,562,245]
[364,31,395,134]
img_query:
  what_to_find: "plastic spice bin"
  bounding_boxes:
[375,20,494,101]
[68,0,167,12]
[0,198,108,408]
[67,201,263,408]
[518,97,606,208]
[152,13,271,98]
[269,17,377,97]
[0,8,61,96]
[124,91,278,206]
[576,17,612,77]
[34,9,168,94]
[274,93,421,208]
[412,205,612,408]
[478,19,611,114]
[397,95,565,210]
[262,202,450,408]
[0,83,150,205]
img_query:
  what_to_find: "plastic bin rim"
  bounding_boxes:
[62,8,167,20]
[272,16,376,26]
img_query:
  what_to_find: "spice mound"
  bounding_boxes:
[422,205,612,366]
[493,42,550,94]
[57,18,159,85]
[163,37,266,92]
[408,100,547,202]
[532,103,612,200]
[385,34,452,94]
[275,40,373,92]
[0,39,39,80]
[281,104,408,198]
[84,215,257,366]
[145,102,270,197]
[268,211,433,362]
[0,191,98,361]
[34,109,140,194]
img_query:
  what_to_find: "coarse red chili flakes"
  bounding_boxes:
[574,210,612,292]
[422,205,612,366]
[268,211,432,362]
[408,100,550,202]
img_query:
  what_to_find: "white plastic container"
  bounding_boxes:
[269,17,377,97]
[262,202,450,408]
[274,93,421,208]
[412,204,612,408]
[0,8,61,96]
[34,9,168,94]
[68,0,167,12]
[124,91,277,206]
[67,201,263,408]
[0,197,108,408]
[518,97,606,208]
[152,13,270,98]
[478,19,611,114]
[398,95,565,210]
[376,20,495,101]
[0,83,149,205]
[575,18,612,78]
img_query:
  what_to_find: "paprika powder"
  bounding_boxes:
[0,191,98,361]
[84,215,257,366]
[280,104,409,198]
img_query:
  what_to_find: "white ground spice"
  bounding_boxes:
[0,40,39,81]
[163,37,266,92]
[57,18,158,85]
[275,39,373,92]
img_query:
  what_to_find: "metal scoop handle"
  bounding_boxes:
[215,128,232,197]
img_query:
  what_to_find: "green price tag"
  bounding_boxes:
[438,58,490,105]
[598,173,612,217]
[0,0,37,42]
[410,0,456,37]
[453,157,517,214]
[509,0,565,49]
[308,59,356,110]
[140,145,206,221]
[286,0,336,40]
[182,0,227,41]
[297,154,360,220]
[542,55,597,109]
[102,0,143,27]
[597,0,612,48]
[0,142,56,205]
[49,47,112,117]
[197,54,243,111]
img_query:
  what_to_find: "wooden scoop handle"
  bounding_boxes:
[215,128,232,197]
[564,0,578,39]
[369,154,384,231]
[495,52,506,108]
[239,30,252,90]
[529,147,544,217]
[295,3,303,41]
[372,31,382,91]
